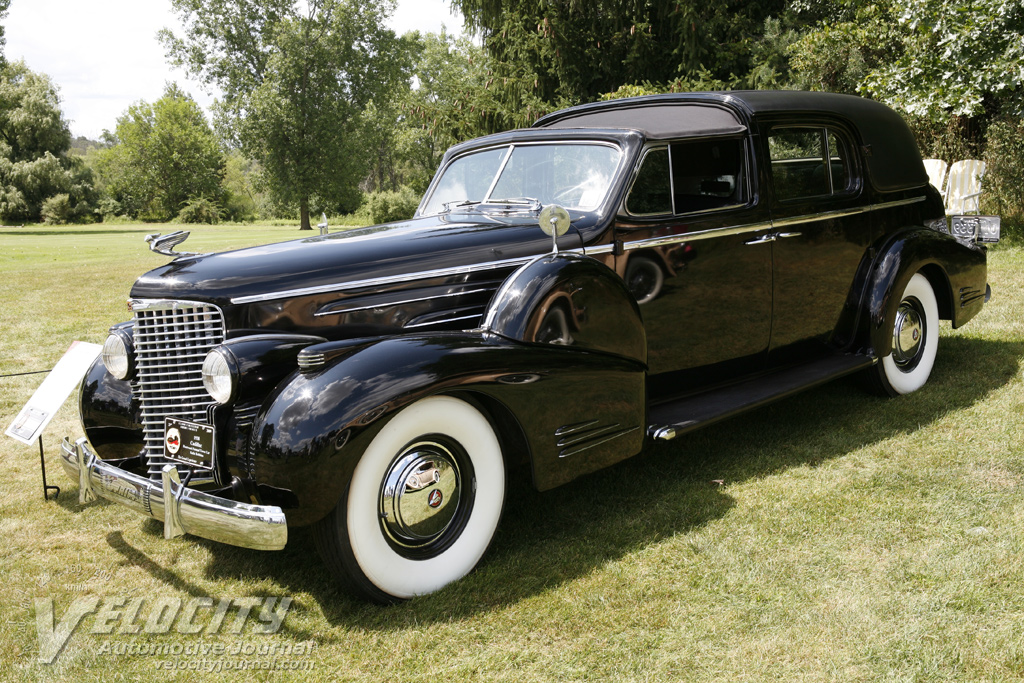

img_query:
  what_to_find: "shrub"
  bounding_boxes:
[40,193,95,224]
[177,196,224,224]
[982,117,1024,234]
[41,194,72,225]
[365,186,420,224]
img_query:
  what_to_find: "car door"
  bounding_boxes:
[763,121,872,365]
[611,134,774,396]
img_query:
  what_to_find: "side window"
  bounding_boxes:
[670,137,746,213]
[625,148,672,215]
[769,127,853,201]
[625,137,747,216]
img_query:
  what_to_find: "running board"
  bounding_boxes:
[647,353,876,441]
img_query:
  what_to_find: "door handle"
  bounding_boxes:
[744,234,776,245]
[775,231,803,239]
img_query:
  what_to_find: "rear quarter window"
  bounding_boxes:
[769,127,854,201]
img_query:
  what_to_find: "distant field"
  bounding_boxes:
[1,224,1023,681]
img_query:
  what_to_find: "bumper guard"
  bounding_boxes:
[60,437,287,551]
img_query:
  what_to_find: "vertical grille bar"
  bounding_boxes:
[132,300,225,479]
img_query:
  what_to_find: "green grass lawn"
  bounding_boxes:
[1,223,1023,681]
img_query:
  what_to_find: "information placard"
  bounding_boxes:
[5,341,103,445]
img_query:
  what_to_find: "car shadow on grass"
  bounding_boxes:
[104,336,1023,631]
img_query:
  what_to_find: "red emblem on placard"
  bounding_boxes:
[428,489,443,508]
[166,427,182,455]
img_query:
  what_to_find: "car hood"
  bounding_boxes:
[130,213,589,305]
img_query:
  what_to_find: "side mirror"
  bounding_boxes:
[538,204,570,253]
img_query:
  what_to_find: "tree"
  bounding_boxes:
[451,0,787,125]
[400,30,494,191]
[0,0,9,66]
[161,0,415,229]
[96,84,225,220]
[0,61,96,223]
[863,0,1024,118]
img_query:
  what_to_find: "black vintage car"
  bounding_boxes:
[61,92,999,602]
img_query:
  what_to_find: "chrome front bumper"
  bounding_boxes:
[60,437,287,551]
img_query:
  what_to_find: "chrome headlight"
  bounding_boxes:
[102,329,135,380]
[202,348,237,405]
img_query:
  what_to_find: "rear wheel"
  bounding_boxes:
[314,395,505,603]
[870,273,939,396]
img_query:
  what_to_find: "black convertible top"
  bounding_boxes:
[533,91,927,193]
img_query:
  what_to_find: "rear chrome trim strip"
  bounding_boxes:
[593,196,927,255]
[770,196,926,230]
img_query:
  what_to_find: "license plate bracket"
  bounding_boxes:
[164,418,214,469]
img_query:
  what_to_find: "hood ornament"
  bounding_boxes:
[145,230,199,257]
[318,212,329,236]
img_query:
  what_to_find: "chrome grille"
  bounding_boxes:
[133,300,224,478]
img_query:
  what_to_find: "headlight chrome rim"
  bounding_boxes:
[202,348,237,405]
[102,329,135,380]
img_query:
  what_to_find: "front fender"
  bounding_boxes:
[249,333,646,526]
[862,228,987,357]
[483,253,646,364]
[80,353,143,460]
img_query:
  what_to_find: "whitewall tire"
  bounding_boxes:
[315,395,505,602]
[873,273,939,396]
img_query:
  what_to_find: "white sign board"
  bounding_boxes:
[5,341,103,445]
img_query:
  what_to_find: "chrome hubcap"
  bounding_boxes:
[379,439,469,556]
[892,298,925,371]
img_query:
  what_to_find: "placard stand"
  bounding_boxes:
[5,341,102,502]
[39,436,60,500]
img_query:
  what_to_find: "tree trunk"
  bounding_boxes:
[299,197,311,230]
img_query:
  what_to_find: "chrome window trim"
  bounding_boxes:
[233,197,925,305]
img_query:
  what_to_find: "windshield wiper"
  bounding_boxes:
[442,199,481,213]
[441,197,542,214]
[478,197,542,212]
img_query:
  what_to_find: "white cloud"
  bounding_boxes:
[3,0,464,140]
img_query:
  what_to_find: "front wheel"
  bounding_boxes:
[870,272,939,396]
[314,395,505,603]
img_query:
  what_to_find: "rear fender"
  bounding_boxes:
[859,228,987,357]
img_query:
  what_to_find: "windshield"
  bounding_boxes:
[420,142,622,216]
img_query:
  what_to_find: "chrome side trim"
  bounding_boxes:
[235,198,927,306]
[558,425,640,458]
[404,313,482,329]
[231,256,535,305]
[602,196,927,255]
[314,287,495,317]
[622,221,774,252]
[770,196,926,230]
[61,437,287,551]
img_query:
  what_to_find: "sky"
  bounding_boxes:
[3,0,465,140]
